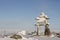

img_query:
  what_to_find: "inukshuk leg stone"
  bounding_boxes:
[44,24,51,36]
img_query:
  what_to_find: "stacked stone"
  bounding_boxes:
[35,12,51,36]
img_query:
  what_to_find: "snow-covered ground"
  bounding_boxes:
[33,36,60,40]
[0,30,60,40]
[0,36,60,40]
[0,37,15,40]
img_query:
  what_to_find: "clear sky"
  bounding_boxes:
[0,0,60,32]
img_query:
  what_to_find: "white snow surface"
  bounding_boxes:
[0,36,60,40]
[0,37,15,40]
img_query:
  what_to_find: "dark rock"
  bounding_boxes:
[44,24,51,36]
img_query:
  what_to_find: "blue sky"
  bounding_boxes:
[0,0,60,31]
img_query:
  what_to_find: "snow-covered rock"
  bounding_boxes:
[17,30,26,35]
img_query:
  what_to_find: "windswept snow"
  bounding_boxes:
[0,37,15,40]
[0,36,60,40]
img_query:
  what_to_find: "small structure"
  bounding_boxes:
[35,12,51,36]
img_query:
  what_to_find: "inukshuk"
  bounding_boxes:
[35,12,51,36]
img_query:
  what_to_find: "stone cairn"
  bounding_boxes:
[35,12,51,36]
